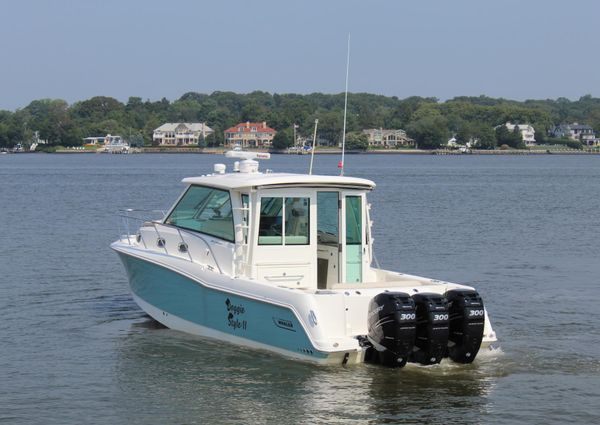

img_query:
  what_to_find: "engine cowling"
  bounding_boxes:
[410,293,449,365]
[445,288,485,363]
[366,292,416,368]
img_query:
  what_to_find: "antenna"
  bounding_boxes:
[340,33,350,176]
[309,118,319,175]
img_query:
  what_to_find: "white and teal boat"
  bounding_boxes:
[112,151,497,367]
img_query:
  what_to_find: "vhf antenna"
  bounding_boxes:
[339,33,350,176]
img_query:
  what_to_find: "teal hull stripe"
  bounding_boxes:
[119,253,326,359]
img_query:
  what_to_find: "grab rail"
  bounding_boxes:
[117,209,165,249]
[155,222,224,275]
[117,209,224,275]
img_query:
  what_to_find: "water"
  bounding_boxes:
[1,153,599,424]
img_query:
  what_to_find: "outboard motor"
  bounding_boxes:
[445,289,485,363]
[410,293,449,365]
[366,292,416,368]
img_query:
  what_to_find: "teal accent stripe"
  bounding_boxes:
[118,253,326,359]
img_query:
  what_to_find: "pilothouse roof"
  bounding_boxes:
[182,172,375,190]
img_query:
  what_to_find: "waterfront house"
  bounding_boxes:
[502,122,536,145]
[153,123,214,146]
[304,136,334,147]
[83,134,124,146]
[549,123,596,146]
[224,121,276,148]
[83,136,106,145]
[446,137,460,148]
[362,128,414,148]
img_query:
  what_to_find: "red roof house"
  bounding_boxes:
[224,121,276,148]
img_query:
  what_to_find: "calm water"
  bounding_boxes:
[1,153,599,424]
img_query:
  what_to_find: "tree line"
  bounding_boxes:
[1,92,599,150]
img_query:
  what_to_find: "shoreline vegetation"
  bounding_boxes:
[2,92,600,154]
[25,146,600,155]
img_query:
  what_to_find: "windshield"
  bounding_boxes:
[165,185,234,242]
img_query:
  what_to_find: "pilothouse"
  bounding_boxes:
[112,151,497,367]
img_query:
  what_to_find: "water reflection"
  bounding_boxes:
[115,317,507,424]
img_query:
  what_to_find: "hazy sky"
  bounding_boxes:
[1,0,598,110]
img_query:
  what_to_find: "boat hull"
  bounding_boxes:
[117,252,335,363]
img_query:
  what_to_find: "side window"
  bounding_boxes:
[346,196,362,245]
[258,197,283,245]
[258,196,310,245]
[317,192,339,246]
[166,186,234,242]
[285,197,309,245]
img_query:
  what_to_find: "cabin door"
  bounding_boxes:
[316,192,341,288]
[341,192,365,283]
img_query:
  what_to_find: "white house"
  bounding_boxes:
[503,122,536,145]
[82,134,123,146]
[83,136,106,145]
[362,128,414,148]
[153,123,214,146]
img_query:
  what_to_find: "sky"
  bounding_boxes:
[1,0,598,110]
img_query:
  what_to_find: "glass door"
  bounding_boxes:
[316,192,340,287]
[344,195,363,283]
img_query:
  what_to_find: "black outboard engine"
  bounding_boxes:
[410,293,449,365]
[445,288,485,363]
[366,292,416,368]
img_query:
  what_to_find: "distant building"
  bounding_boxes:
[362,128,414,148]
[303,136,334,147]
[153,123,214,146]
[224,121,276,148]
[82,134,123,146]
[502,122,536,145]
[446,137,460,148]
[550,123,596,146]
[83,136,106,145]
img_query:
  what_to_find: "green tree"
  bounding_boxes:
[472,124,497,149]
[0,122,9,147]
[345,131,368,150]
[143,115,162,146]
[455,122,473,145]
[204,132,217,147]
[406,107,449,149]
[272,127,293,150]
[24,99,74,145]
[2,91,600,152]
[125,129,144,147]
[495,124,523,148]
[71,96,124,120]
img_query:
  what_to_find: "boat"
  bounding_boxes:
[111,151,497,367]
[104,140,130,154]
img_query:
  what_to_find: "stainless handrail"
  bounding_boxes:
[175,227,194,262]
[117,208,166,221]
[117,209,165,247]
[117,209,225,275]
[156,222,224,275]
[151,222,169,255]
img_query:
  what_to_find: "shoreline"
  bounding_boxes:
[9,146,598,155]
[44,147,600,155]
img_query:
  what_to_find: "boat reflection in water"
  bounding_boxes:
[115,316,505,423]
